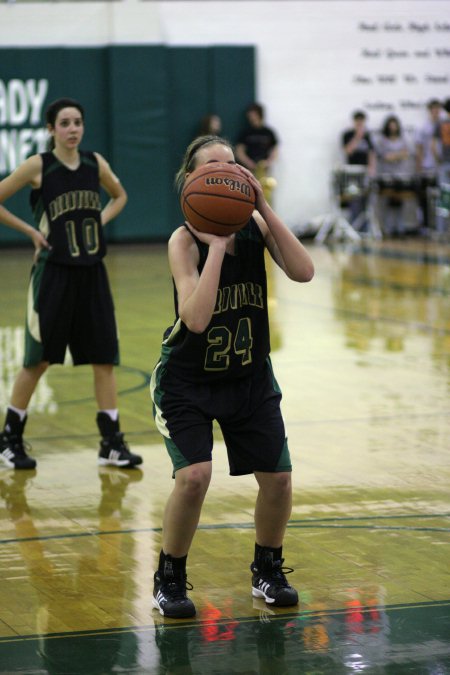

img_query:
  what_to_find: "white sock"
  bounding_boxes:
[8,405,27,421]
[99,408,119,421]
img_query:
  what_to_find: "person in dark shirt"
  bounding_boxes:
[0,97,142,470]
[342,110,376,171]
[236,103,278,204]
[236,103,278,169]
[340,111,376,228]
[150,134,314,619]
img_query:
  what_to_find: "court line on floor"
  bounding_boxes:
[341,274,450,296]
[286,409,450,426]
[1,513,449,545]
[358,243,450,266]
[315,241,450,267]
[0,598,449,644]
[289,299,450,336]
[26,406,450,442]
[25,428,160,443]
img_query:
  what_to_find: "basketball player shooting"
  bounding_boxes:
[150,134,314,619]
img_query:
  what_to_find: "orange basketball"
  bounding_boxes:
[181,162,255,236]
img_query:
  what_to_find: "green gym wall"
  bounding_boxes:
[0,45,255,245]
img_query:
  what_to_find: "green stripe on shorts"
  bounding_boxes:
[276,437,292,472]
[150,361,190,474]
[23,257,47,367]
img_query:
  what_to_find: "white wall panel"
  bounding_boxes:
[1,0,449,227]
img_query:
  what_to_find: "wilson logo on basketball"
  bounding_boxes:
[205,177,252,197]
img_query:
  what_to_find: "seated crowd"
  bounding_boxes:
[340,99,450,238]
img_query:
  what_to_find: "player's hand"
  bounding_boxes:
[235,165,266,213]
[29,228,51,260]
[185,223,234,250]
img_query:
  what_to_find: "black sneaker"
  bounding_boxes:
[251,558,299,607]
[153,569,196,619]
[98,432,142,468]
[0,433,37,470]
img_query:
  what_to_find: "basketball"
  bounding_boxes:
[181,162,256,236]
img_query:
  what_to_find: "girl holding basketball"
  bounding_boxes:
[151,134,314,618]
[0,97,142,470]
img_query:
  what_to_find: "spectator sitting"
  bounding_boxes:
[376,115,411,176]
[376,115,415,237]
[198,114,222,137]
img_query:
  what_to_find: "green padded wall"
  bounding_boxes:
[0,45,255,245]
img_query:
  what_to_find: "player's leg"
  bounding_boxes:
[10,362,49,410]
[153,461,211,619]
[150,364,215,618]
[251,470,298,606]
[69,264,141,468]
[221,359,298,607]
[254,470,292,547]
[162,461,212,556]
[1,257,55,470]
[1,363,48,470]
[93,364,142,468]
[93,362,117,410]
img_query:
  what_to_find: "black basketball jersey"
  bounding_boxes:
[161,218,270,382]
[30,151,106,265]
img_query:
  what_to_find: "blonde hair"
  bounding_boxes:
[175,135,233,192]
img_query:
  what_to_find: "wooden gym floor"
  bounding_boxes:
[0,238,449,674]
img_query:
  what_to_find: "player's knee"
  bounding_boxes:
[177,464,211,499]
[260,471,292,501]
[25,361,49,378]
[273,471,292,494]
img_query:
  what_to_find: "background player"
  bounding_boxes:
[150,134,314,618]
[0,97,142,470]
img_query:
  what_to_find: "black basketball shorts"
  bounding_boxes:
[150,357,292,476]
[24,258,119,367]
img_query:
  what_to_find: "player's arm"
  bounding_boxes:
[95,152,128,226]
[169,225,231,334]
[0,155,50,253]
[238,167,314,283]
[343,131,359,157]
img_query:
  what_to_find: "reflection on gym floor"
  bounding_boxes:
[0,241,449,673]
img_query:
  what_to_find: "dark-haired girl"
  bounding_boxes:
[376,115,414,236]
[0,98,142,470]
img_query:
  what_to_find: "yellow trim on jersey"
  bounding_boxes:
[150,362,170,439]
[39,211,49,239]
